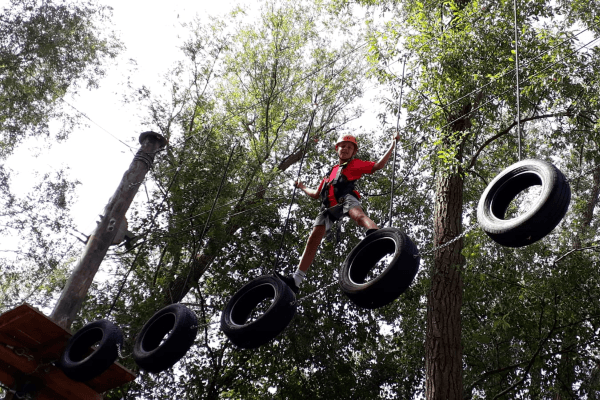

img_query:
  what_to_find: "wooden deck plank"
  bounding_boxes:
[0,304,136,398]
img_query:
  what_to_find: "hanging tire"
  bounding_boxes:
[58,319,123,382]
[339,227,420,309]
[477,159,571,247]
[221,275,297,349]
[133,304,198,373]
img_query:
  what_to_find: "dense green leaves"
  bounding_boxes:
[0,0,120,157]
[0,167,78,312]
[358,0,600,398]
[3,0,600,398]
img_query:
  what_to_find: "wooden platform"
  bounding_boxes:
[0,304,136,399]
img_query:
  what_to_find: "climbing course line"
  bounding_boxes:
[388,55,407,227]
[106,164,183,318]
[179,142,238,302]
[416,222,480,258]
[273,107,317,271]
[513,0,523,160]
[62,99,135,152]
[292,278,339,306]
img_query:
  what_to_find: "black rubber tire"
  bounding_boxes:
[477,159,571,247]
[339,227,420,309]
[133,304,198,373]
[221,275,297,349]
[58,319,123,382]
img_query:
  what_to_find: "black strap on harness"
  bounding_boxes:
[320,161,359,210]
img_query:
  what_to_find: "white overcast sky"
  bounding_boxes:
[5,0,242,234]
[5,0,382,239]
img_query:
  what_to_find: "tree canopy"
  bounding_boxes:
[2,0,600,399]
[0,0,120,157]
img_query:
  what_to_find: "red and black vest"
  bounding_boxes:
[318,159,375,208]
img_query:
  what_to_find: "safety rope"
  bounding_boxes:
[403,23,600,144]
[553,245,600,265]
[91,5,600,348]
[566,163,600,183]
[131,17,600,235]
[179,142,238,302]
[415,222,480,257]
[513,0,522,161]
[56,6,600,168]
[433,34,600,149]
[273,108,317,272]
[388,55,407,227]
[172,1,517,150]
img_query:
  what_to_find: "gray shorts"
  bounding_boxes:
[313,195,363,232]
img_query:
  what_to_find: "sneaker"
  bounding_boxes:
[275,272,299,294]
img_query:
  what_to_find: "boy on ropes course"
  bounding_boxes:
[277,132,401,294]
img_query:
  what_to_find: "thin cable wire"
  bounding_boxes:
[148,30,600,247]
[400,22,600,140]
[513,0,522,161]
[420,35,600,151]
[179,142,238,302]
[130,33,600,264]
[131,6,598,212]
[162,172,297,227]
[388,56,407,227]
[273,108,317,271]
[106,165,183,317]
[111,8,600,312]
[173,2,495,149]
[62,99,135,151]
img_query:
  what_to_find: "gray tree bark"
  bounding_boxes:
[51,132,167,330]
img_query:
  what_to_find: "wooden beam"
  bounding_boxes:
[0,304,135,398]
[51,132,167,330]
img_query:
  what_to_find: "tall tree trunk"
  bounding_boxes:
[425,167,465,399]
[563,162,600,398]
[573,166,600,249]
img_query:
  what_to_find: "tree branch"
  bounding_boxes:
[491,324,557,399]
[466,112,570,171]
[553,245,600,265]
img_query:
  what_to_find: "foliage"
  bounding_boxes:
[0,166,79,312]
[353,0,600,398]
[3,0,600,398]
[0,0,121,157]
[93,1,411,398]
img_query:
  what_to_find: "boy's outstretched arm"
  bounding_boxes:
[295,181,321,199]
[372,132,401,172]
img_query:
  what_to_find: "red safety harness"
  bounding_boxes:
[319,161,361,209]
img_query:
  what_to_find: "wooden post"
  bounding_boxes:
[51,132,167,329]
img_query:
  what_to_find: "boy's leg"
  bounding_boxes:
[298,225,327,273]
[348,206,378,230]
[278,225,326,293]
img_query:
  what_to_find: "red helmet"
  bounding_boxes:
[335,134,358,151]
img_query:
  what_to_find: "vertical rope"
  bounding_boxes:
[273,107,317,271]
[513,0,522,161]
[106,165,183,318]
[179,142,237,301]
[388,56,407,227]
